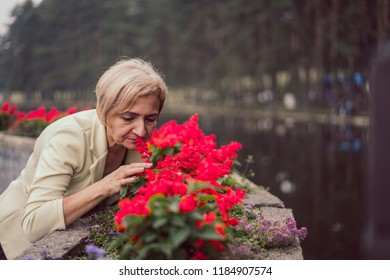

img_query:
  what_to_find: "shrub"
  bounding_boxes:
[0,102,89,137]
[110,114,246,260]
[0,102,17,131]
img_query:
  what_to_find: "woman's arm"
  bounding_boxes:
[21,125,151,242]
[62,162,151,226]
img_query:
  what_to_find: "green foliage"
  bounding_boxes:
[0,0,378,100]
[12,119,48,137]
[109,193,226,260]
[0,114,14,131]
[149,142,182,164]
[83,198,308,260]
[228,154,256,191]
[119,176,146,199]
[242,155,255,179]
[83,206,121,259]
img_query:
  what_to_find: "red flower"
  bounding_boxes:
[191,250,207,260]
[204,212,217,223]
[26,106,46,120]
[1,102,17,115]
[135,137,152,161]
[114,197,151,230]
[224,217,239,226]
[179,195,198,213]
[210,240,225,252]
[66,106,78,115]
[215,224,226,238]
[1,102,9,112]
[45,107,61,122]
[16,111,25,119]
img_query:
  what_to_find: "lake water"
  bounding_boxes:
[160,113,368,260]
[0,112,368,259]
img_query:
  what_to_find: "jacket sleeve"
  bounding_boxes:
[21,126,87,243]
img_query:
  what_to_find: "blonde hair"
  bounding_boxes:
[95,58,168,125]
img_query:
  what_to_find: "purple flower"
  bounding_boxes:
[245,203,255,210]
[244,224,254,232]
[20,256,35,260]
[298,227,308,240]
[85,244,107,259]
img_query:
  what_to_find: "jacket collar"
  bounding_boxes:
[88,112,143,184]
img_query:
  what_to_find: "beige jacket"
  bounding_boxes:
[0,109,141,259]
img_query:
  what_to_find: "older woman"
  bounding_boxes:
[0,58,168,260]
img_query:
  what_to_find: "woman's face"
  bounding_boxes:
[106,95,160,150]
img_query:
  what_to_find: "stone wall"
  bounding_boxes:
[0,132,36,193]
[18,179,304,260]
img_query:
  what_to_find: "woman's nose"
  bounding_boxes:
[133,119,146,137]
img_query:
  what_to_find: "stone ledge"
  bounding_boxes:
[18,187,304,260]
[260,207,303,260]
[232,173,285,208]
[0,132,36,151]
[0,132,36,193]
[18,218,92,260]
[244,187,285,208]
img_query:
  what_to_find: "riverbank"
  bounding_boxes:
[163,102,369,127]
[4,93,370,128]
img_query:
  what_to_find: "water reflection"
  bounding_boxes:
[160,113,368,259]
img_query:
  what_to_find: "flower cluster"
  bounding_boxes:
[0,102,17,130]
[85,245,111,260]
[0,101,91,137]
[113,114,246,260]
[231,204,308,251]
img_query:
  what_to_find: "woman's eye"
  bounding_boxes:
[146,117,157,123]
[145,115,158,123]
[122,116,135,122]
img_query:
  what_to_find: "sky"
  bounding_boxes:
[0,0,42,35]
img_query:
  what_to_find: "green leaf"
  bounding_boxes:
[163,146,176,155]
[107,234,128,251]
[123,215,145,228]
[136,242,173,259]
[167,198,179,213]
[148,196,169,217]
[136,246,151,259]
[120,177,147,198]
[219,175,240,187]
[119,242,135,260]
[159,242,173,258]
[187,181,213,193]
[143,231,158,243]
[171,215,187,227]
[152,216,169,229]
[170,227,191,249]
[195,224,224,240]
[119,185,128,198]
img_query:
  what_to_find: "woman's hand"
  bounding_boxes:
[63,162,152,227]
[98,162,153,197]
